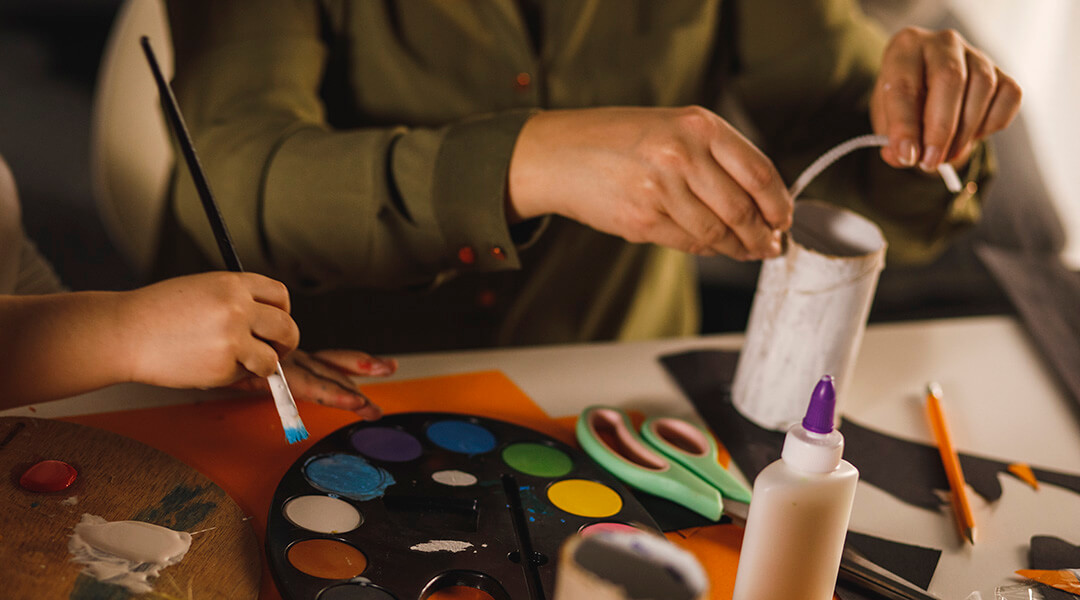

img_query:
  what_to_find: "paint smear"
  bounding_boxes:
[426,420,497,454]
[548,479,623,518]
[284,495,362,533]
[432,469,478,487]
[287,539,367,579]
[502,442,573,477]
[351,427,423,462]
[68,513,192,594]
[304,454,395,501]
[410,539,474,553]
[20,459,77,492]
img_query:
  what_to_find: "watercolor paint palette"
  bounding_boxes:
[266,412,660,600]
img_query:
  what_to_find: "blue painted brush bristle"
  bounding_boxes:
[285,426,309,445]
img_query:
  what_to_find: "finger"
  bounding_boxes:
[659,177,746,257]
[974,70,1022,139]
[249,304,301,356]
[237,340,280,379]
[290,352,382,419]
[242,272,292,312]
[708,128,792,230]
[685,162,782,259]
[308,349,398,377]
[946,49,997,162]
[880,30,926,167]
[919,30,968,171]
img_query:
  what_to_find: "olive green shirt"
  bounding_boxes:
[163,0,987,352]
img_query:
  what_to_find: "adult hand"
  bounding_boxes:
[120,272,299,389]
[507,106,792,261]
[231,349,396,420]
[872,27,1022,172]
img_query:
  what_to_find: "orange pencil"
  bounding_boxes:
[925,383,976,544]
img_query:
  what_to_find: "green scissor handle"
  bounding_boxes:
[576,406,724,521]
[640,416,753,504]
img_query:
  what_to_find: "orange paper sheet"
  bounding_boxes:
[64,370,744,600]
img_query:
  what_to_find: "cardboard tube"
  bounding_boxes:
[553,532,707,600]
[731,201,887,431]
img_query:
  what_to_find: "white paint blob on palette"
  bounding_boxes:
[68,513,192,593]
[432,469,478,487]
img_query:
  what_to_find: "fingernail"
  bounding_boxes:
[768,239,782,257]
[898,140,917,167]
[919,146,941,172]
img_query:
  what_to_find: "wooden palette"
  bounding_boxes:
[0,416,260,599]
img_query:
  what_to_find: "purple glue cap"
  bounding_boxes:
[802,375,836,434]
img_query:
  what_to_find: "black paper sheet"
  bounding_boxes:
[660,349,1080,596]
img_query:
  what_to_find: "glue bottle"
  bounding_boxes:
[732,375,859,600]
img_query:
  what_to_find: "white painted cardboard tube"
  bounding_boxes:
[731,200,887,431]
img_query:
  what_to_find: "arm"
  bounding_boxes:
[167,0,793,279]
[0,272,298,408]
[167,0,531,291]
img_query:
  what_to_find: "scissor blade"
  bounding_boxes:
[721,497,749,526]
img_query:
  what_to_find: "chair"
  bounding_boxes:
[89,0,173,278]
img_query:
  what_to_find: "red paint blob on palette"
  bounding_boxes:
[19,459,77,492]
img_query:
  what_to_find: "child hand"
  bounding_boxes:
[119,272,299,389]
[230,349,396,420]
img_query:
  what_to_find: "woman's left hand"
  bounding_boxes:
[871,27,1022,172]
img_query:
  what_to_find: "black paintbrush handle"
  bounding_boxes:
[140,36,243,273]
[502,474,547,600]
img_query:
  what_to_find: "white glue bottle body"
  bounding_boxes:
[732,375,859,600]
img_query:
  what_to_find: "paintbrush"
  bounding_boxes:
[140,36,308,444]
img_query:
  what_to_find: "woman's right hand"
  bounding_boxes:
[507,106,792,261]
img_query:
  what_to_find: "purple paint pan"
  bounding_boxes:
[351,427,423,463]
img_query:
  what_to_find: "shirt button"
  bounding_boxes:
[490,246,507,260]
[458,246,476,265]
[477,289,497,308]
[514,72,532,91]
[964,181,978,195]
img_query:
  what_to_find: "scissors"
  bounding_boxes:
[577,406,941,600]
[576,405,752,521]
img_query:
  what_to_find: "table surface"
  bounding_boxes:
[6,314,1079,599]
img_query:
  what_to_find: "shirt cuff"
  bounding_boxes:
[432,109,537,274]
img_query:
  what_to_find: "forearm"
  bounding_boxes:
[0,293,132,407]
